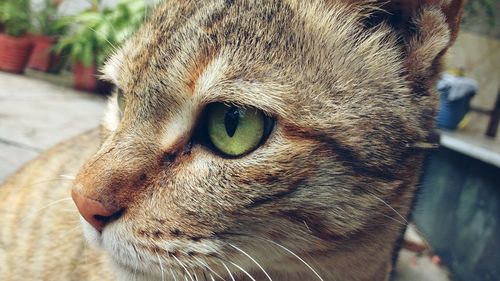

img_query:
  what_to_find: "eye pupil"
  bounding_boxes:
[206,103,274,157]
[224,107,240,137]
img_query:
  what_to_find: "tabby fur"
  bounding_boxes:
[0,0,463,280]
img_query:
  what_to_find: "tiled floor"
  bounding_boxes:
[0,71,106,181]
[0,71,451,280]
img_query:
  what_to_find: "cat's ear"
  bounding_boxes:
[363,0,464,94]
[370,0,464,41]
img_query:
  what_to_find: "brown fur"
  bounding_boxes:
[0,0,463,280]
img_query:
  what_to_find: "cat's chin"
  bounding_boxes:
[80,219,164,279]
[112,261,164,281]
[80,216,104,248]
[79,216,204,280]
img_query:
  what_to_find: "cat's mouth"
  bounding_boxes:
[80,216,105,247]
[79,215,227,279]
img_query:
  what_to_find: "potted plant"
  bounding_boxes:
[0,0,33,74]
[27,0,67,73]
[55,0,147,92]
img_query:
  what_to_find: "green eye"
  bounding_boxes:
[207,103,273,157]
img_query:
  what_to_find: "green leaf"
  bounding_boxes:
[52,0,152,66]
[81,42,94,67]
[0,0,31,36]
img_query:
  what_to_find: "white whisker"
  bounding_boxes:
[264,239,324,281]
[170,267,178,281]
[59,174,76,180]
[88,27,118,50]
[22,197,73,222]
[380,213,406,226]
[370,194,409,225]
[228,243,272,281]
[229,262,256,281]
[173,255,195,281]
[17,178,74,191]
[193,269,199,281]
[156,251,166,281]
[83,240,91,271]
[193,257,226,281]
[132,246,139,279]
[221,262,235,281]
[57,225,81,239]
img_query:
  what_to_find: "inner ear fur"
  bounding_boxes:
[386,0,463,40]
[358,0,464,95]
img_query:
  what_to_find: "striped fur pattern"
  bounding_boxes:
[0,0,463,280]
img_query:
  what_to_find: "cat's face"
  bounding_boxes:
[72,0,462,279]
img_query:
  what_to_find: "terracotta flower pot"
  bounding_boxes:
[73,60,98,92]
[0,33,34,74]
[27,35,64,73]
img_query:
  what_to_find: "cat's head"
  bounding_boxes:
[72,0,462,279]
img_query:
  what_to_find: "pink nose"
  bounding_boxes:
[71,189,122,232]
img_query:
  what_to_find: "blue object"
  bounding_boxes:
[437,93,474,129]
[437,74,477,130]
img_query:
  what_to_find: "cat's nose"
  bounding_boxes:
[71,189,123,232]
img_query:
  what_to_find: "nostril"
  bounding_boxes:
[71,189,123,232]
[94,209,124,225]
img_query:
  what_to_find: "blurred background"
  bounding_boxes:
[0,0,498,280]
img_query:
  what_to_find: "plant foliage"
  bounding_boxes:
[55,0,149,67]
[32,0,67,36]
[463,0,498,27]
[0,0,31,37]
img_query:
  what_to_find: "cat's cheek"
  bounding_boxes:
[80,216,103,248]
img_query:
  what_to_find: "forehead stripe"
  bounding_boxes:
[186,53,215,95]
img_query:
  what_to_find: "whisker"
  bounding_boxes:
[2,176,75,200]
[350,182,410,227]
[193,269,199,281]
[88,26,119,51]
[155,251,166,281]
[173,255,195,281]
[59,174,76,180]
[263,239,324,281]
[169,267,178,281]
[57,225,81,239]
[369,193,409,225]
[209,274,216,281]
[221,262,235,281]
[192,257,226,281]
[229,262,256,281]
[228,243,272,281]
[132,246,139,279]
[21,197,73,222]
[380,213,406,226]
[303,221,312,233]
[83,240,89,270]
[33,197,73,211]
[19,178,74,190]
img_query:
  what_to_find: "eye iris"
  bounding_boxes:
[207,103,267,157]
[224,107,240,137]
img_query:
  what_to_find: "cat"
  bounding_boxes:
[0,0,463,280]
